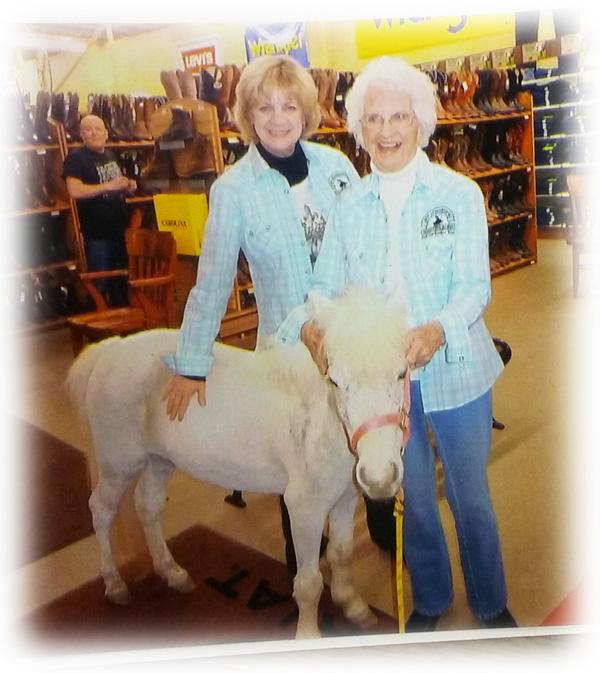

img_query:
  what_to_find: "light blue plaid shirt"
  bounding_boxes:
[278,150,504,412]
[164,140,359,377]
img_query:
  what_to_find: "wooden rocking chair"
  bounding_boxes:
[67,228,177,355]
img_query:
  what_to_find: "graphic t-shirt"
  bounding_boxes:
[292,180,326,267]
[256,142,327,267]
[62,147,128,240]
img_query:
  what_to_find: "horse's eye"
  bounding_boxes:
[397,369,407,381]
[328,375,339,388]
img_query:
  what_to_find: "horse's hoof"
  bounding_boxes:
[354,607,378,629]
[170,574,196,593]
[295,628,321,639]
[106,586,131,605]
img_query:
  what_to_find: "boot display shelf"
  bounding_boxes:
[4,118,86,335]
[522,60,596,236]
[431,91,538,277]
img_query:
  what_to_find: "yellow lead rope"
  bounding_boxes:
[394,490,405,633]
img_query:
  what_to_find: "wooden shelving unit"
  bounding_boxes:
[4,118,85,336]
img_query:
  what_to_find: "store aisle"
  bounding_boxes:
[5,238,596,638]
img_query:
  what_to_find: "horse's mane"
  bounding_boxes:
[258,338,327,395]
[314,286,408,381]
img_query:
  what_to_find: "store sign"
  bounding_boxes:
[244,23,309,66]
[355,14,514,59]
[178,38,222,73]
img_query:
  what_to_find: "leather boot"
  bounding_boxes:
[98,94,114,139]
[133,97,153,140]
[34,91,53,144]
[318,69,341,128]
[89,93,101,117]
[18,155,40,209]
[64,92,81,142]
[160,70,183,101]
[121,95,139,140]
[15,94,36,144]
[324,69,343,127]
[111,95,131,141]
[176,69,197,99]
[144,98,157,137]
[30,153,56,208]
[218,64,234,127]
[19,154,50,208]
[171,134,215,177]
[229,64,241,112]
[160,106,195,142]
[140,147,172,180]
[199,67,219,105]
[50,92,66,125]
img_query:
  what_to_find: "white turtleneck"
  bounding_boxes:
[371,149,419,291]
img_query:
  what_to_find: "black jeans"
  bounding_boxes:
[84,237,128,308]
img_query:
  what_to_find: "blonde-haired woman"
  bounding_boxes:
[163,55,359,571]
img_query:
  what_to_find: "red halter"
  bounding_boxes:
[349,371,411,455]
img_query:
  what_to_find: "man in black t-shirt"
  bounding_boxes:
[63,114,137,306]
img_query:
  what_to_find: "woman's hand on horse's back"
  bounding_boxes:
[163,375,207,421]
[301,320,328,375]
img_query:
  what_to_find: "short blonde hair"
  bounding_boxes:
[233,55,320,145]
[346,56,437,149]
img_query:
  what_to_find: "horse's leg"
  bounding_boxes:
[285,487,326,639]
[89,471,137,604]
[133,455,195,593]
[327,486,377,627]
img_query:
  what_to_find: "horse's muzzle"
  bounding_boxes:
[356,460,403,500]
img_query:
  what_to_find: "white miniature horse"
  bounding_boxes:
[67,286,410,639]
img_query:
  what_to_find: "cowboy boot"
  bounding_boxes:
[133,97,153,140]
[34,91,53,143]
[176,70,197,99]
[17,93,36,144]
[140,146,172,180]
[160,70,183,101]
[69,92,81,134]
[229,64,241,114]
[30,153,56,208]
[144,98,158,136]
[324,70,343,127]
[217,64,234,128]
[160,106,195,142]
[122,95,139,140]
[171,134,215,177]
[50,92,66,126]
[88,93,100,117]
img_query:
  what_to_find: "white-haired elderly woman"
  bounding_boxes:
[278,56,516,632]
[162,55,359,574]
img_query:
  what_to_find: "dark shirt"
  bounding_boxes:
[62,147,128,240]
[256,142,308,186]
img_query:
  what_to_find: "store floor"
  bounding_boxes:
[6,239,598,647]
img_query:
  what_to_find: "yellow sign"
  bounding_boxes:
[154,193,209,256]
[355,14,514,59]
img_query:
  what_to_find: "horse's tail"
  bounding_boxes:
[66,337,123,423]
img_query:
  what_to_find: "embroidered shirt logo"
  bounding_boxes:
[329,172,351,194]
[421,207,456,238]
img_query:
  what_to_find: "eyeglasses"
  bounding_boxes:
[362,112,414,130]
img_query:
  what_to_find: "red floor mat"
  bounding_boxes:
[15,418,93,567]
[541,583,588,626]
[20,523,398,655]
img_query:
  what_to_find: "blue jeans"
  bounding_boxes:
[84,237,128,308]
[403,382,507,621]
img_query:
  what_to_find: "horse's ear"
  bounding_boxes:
[307,291,334,326]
